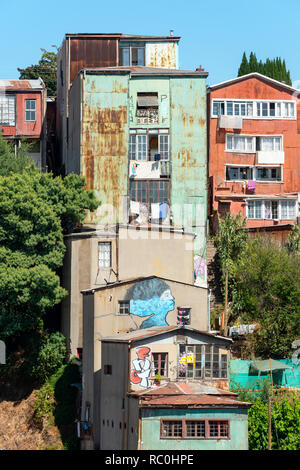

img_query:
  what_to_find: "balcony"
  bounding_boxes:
[129,160,170,179]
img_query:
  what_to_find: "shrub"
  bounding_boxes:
[31,332,68,382]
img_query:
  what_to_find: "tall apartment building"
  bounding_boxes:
[62,64,208,355]
[56,32,180,170]
[208,72,300,242]
[0,78,47,169]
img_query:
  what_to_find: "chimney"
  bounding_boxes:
[170,29,174,37]
[196,65,205,72]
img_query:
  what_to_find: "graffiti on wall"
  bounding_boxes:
[130,346,152,388]
[194,255,207,286]
[125,278,175,328]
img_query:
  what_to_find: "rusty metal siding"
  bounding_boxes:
[81,73,129,224]
[145,42,179,69]
[169,77,208,284]
[70,38,118,83]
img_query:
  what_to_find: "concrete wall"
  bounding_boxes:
[62,227,197,354]
[140,408,249,450]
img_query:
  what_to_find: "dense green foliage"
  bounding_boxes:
[248,396,300,450]
[33,361,80,449]
[214,214,300,357]
[0,135,35,176]
[230,237,300,357]
[238,51,292,85]
[29,332,68,382]
[18,48,57,97]
[0,168,98,340]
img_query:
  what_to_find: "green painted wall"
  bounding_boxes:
[82,73,130,224]
[141,408,249,450]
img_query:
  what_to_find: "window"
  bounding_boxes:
[152,353,168,377]
[212,99,295,119]
[256,167,281,181]
[226,134,282,153]
[209,420,229,438]
[129,130,169,161]
[161,421,183,438]
[161,419,230,440]
[0,95,15,125]
[178,344,228,379]
[25,99,36,121]
[130,180,169,205]
[178,345,202,379]
[186,421,205,438]
[226,135,255,152]
[104,364,112,375]
[204,345,228,379]
[226,166,253,181]
[136,93,159,124]
[247,200,296,219]
[118,301,130,315]
[98,242,111,269]
[120,42,145,66]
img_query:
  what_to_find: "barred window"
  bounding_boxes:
[162,420,182,438]
[209,420,229,438]
[186,421,205,438]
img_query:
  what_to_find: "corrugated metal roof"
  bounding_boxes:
[0,79,44,91]
[80,66,208,77]
[65,33,180,41]
[101,326,232,344]
[130,382,251,408]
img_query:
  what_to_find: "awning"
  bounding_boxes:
[137,94,158,107]
[250,359,293,373]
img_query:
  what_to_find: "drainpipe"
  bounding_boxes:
[207,289,211,332]
[137,406,142,450]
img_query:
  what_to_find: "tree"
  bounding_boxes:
[238,52,250,77]
[230,237,300,357]
[237,52,292,85]
[0,168,98,341]
[18,47,57,97]
[0,135,35,176]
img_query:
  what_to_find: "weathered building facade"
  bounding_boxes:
[0,78,47,169]
[82,326,251,450]
[56,32,180,170]
[80,281,209,449]
[208,72,300,238]
[61,64,208,355]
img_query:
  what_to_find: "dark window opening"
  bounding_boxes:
[104,364,112,375]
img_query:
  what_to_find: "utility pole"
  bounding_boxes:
[268,397,272,450]
[223,264,229,336]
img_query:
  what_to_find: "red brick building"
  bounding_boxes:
[0,78,47,169]
[207,73,300,241]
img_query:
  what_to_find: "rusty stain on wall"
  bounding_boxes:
[146,43,177,69]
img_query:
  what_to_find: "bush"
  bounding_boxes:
[31,332,68,382]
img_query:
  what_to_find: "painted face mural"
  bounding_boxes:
[125,278,175,329]
[130,347,151,388]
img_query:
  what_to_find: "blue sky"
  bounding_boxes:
[1,0,300,87]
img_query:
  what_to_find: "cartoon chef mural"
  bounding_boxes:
[130,347,152,388]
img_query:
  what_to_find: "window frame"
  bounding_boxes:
[225,134,283,154]
[129,129,169,161]
[120,42,145,66]
[25,99,36,122]
[212,98,296,120]
[151,352,169,378]
[118,301,130,315]
[160,419,230,440]
[98,241,112,269]
[247,199,296,220]
[129,179,170,206]
[177,344,228,380]
[0,94,16,126]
